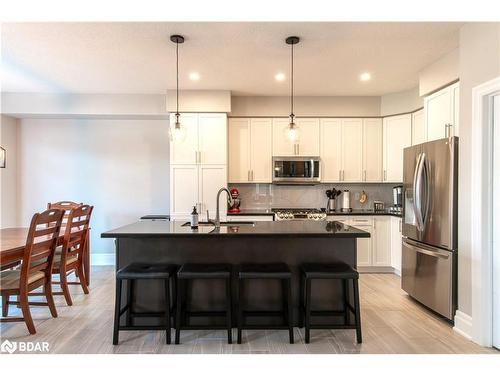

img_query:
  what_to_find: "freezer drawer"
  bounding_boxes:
[401,239,456,320]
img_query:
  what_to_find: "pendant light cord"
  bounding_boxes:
[290,42,294,119]
[176,41,179,116]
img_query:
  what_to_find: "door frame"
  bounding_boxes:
[470,76,500,346]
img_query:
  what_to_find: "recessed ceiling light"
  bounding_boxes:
[275,73,285,81]
[359,72,371,82]
[189,72,200,81]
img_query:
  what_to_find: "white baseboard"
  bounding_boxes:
[91,253,115,266]
[453,310,473,340]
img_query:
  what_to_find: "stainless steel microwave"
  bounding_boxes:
[272,156,321,184]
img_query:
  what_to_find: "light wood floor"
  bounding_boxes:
[0,267,497,354]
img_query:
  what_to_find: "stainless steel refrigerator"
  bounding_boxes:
[401,137,458,320]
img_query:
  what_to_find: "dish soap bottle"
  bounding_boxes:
[190,206,199,229]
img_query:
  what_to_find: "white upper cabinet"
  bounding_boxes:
[170,113,227,165]
[383,114,412,182]
[320,119,342,182]
[272,118,319,156]
[228,118,251,183]
[169,113,199,164]
[295,118,320,156]
[341,119,364,182]
[249,118,272,182]
[198,113,227,164]
[411,109,426,145]
[362,118,383,182]
[424,82,459,142]
[228,118,272,183]
[272,118,295,156]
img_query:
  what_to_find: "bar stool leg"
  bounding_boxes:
[299,273,305,328]
[343,279,350,326]
[226,277,233,344]
[113,278,122,345]
[237,278,244,344]
[285,278,294,344]
[305,278,312,344]
[353,278,362,344]
[164,278,171,345]
[126,279,133,326]
[175,279,183,345]
[172,274,177,329]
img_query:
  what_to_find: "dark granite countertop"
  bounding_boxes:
[101,220,370,239]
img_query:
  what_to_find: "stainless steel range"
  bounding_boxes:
[272,208,327,221]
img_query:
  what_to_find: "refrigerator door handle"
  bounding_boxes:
[413,153,424,231]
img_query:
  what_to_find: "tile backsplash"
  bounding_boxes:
[231,183,396,211]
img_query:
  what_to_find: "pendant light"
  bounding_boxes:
[285,36,300,143]
[169,34,186,142]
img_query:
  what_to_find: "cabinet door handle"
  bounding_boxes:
[364,170,367,181]
[339,170,342,181]
[384,170,387,181]
[248,170,250,181]
[251,170,254,181]
[342,170,345,181]
[297,144,300,155]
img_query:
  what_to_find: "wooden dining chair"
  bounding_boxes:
[0,209,64,334]
[47,201,91,286]
[52,205,93,306]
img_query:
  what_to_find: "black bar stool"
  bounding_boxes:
[237,263,293,344]
[299,263,361,344]
[113,263,177,345]
[175,263,233,344]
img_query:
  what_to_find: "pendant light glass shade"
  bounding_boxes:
[170,113,187,142]
[0,146,5,168]
[285,36,300,144]
[169,34,185,143]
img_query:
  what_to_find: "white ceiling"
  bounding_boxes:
[1,22,461,96]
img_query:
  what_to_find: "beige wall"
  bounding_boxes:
[0,115,19,228]
[230,96,381,117]
[419,48,459,96]
[458,23,500,316]
[166,90,231,113]
[380,87,423,116]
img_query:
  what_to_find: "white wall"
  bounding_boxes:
[458,22,500,317]
[0,115,19,228]
[380,87,423,116]
[16,118,170,255]
[230,96,381,117]
[419,48,459,96]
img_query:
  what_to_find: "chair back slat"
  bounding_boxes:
[47,201,82,226]
[21,209,64,290]
[61,205,93,265]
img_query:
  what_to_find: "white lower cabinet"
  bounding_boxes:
[169,164,227,221]
[390,216,403,275]
[328,215,395,270]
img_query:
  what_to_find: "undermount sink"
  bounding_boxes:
[181,221,255,227]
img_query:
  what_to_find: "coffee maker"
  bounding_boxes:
[391,185,403,214]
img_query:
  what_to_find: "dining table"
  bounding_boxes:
[0,227,91,286]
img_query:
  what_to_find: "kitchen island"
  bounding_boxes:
[101,220,369,326]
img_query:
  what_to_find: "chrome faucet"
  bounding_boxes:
[207,187,233,229]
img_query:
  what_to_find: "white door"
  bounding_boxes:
[390,217,403,274]
[295,118,320,156]
[198,113,227,165]
[363,118,383,182]
[228,118,250,183]
[341,119,363,182]
[412,109,426,145]
[169,164,199,220]
[250,118,273,183]
[451,83,460,137]
[198,165,228,219]
[169,113,198,164]
[493,94,500,349]
[272,118,295,156]
[355,225,373,267]
[320,118,342,182]
[383,114,412,182]
[373,216,391,266]
[425,86,452,141]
